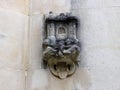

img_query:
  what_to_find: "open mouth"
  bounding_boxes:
[49,61,76,79]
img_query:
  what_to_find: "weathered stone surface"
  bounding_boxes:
[71,0,120,90]
[0,9,28,69]
[0,68,25,90]
[27,68,91,90]
[28,15,43,69]
[0,3,28,90]
[27,69,48,90]
[0,0,120,90]
[30,0,71,15]
[0,0,29,14]
[27,0,120,89]
[72,8,120,47]
[71,0,120,9]
[86,49,120,90]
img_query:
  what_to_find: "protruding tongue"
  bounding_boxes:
[58,72,68,79]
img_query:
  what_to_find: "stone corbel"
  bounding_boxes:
[42,12,80,79]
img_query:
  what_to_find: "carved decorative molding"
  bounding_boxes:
[43,12,80,79]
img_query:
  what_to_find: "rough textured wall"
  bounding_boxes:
[0,0,120,90]
[71,0,120,90]
[0,0,29,90]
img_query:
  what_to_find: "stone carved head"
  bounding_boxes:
[43,12,80,79]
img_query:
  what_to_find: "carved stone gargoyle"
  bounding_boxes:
[43,12,80,79]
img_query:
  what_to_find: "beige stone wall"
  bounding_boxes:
[0,0,120,90]
[71,0,120,90]
[0,0,28,90]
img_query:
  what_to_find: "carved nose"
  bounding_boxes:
[57,62,67,67]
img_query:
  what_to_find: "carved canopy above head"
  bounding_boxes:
[44,12,79,40]
[45,13,78,23]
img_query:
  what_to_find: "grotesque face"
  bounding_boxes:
[48,57,76,79]
[43,13,80,79]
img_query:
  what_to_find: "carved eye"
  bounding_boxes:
[53,64,57,71]
[67,64,71,71]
